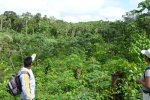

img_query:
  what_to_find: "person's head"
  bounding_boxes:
[24,56,32,68]
[141,49,150,63]
[144,55,150,62]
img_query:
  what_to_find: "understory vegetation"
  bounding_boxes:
[0,0,150,99]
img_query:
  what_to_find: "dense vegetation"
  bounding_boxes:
[0,0,150,99]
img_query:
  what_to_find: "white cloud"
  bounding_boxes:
[1,0,45,10]
[129,0,143,7]
[50,0,125,22]
[0,0,140,22]
[58,0,104,14]
[0,0,47,15]
[99,7,125,21]
[63,16,79,22]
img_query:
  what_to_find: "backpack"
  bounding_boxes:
[6,71,29,96]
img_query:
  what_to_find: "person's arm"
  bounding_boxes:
[20,73,32,100]
[144,77,150,88]
[31,54,36,62]
[136,70,150,89]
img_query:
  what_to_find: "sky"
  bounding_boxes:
[0,0,143,22]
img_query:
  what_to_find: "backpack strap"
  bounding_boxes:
[18,71,30,78]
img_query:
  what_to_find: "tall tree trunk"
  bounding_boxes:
[26,20,28,34]
[0,19,2,31]
[32,28,34,34]
[9,19,11,29]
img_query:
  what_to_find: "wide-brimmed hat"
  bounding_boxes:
[141,49,150,58]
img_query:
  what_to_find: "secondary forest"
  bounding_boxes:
[0,0,150,100]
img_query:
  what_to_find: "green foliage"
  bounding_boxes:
[1,3,150,99]
[128,32,150,63]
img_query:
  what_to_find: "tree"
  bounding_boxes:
[34,13,41,32]
[34,13,41,23]
[122,10,140,21]
[123,0,150,21]
[13,18,24,32]
[138,0,150,13]
[43,15,48,21]
[22,12,32,34]
[0,14,6,31]
[4,11,17,30]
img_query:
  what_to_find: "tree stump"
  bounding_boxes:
[75,68,81,79]
[111,72,123,100]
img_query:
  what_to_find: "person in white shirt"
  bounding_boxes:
[19,54,36,100]
[136,49,150,100]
